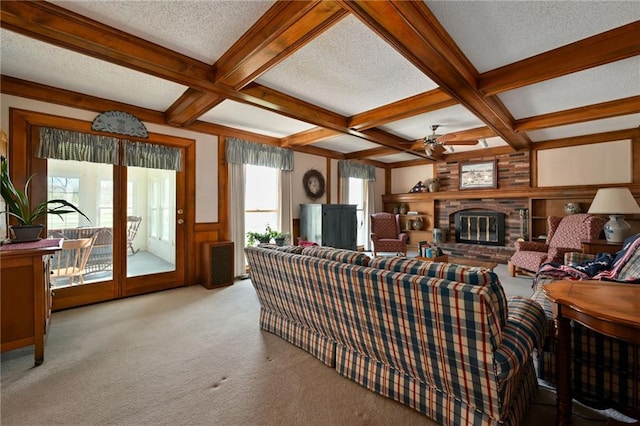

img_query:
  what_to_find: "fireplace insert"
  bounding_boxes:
[454,210,505,246]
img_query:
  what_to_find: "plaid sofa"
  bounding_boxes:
[246,245,546,426]
[532,251,640,411]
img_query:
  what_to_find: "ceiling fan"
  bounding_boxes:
[420,124,488,156]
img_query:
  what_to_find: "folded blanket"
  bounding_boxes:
[536,233,640,283]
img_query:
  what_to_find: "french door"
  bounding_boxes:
[45,146,186,309]
[12,109,193,311]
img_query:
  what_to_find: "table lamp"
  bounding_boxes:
[588,187,640,243]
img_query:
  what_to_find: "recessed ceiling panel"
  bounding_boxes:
[0,30,187,111]
[379,105,485,140]
[425,1,640,72]
[499,57,640,119]
[527,114,640,142]
[50,0,276,64]
[200,100,315,138]
[370,152,424,163]
[256,15,438,116]
[312,134,380,153]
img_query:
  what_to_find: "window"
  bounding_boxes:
[47,176,81,229]
[245,165,279,245]
[348,177,366,247]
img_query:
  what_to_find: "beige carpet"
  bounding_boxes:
[1,270,611,425]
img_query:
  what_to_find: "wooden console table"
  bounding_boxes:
[543,280,640,426]
[581,239,623,255]
[0,239,62,365]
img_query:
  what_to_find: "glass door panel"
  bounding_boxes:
[125,166,176,278]
[47,159,115,289]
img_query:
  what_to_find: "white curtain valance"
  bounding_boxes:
[338,160,376,181]
[37,127,120,165]
[225,137,293,171]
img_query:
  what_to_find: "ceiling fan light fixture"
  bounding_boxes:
[479,139,489,148]
[425,147,432,156]
[446,145,455,153]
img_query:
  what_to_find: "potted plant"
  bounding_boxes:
[273,232,290,247]
[246,223,278,246]
[1,156,89,242]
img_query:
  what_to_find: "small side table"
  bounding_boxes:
[544,280,640,426]
[581,239,622,255]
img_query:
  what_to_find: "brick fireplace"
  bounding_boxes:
[434,198,529,264]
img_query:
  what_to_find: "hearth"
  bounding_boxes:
[454,210,505,246]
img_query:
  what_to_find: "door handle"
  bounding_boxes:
[177,209,184,215]
[177,219,184,225]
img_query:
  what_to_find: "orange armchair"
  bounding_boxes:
[370,212,408,257]
[508,213,606,276]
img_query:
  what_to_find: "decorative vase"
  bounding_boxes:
[432,227,445,243]
[428,180,440,192]
[399,204,407,215]
[392,205,399,214]
[9,224,44,243]
[275,237,285,247]
[412,217,424,230]
[564,202,581,214]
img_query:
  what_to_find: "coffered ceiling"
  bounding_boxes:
[1,1,639,168]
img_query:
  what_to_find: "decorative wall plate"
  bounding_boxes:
[91,111,148,138]
[303,169,325,200]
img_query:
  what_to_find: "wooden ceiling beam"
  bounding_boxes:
[215,1,347,89]
[345,146,398,159]
[479,22,640,96]
[341,0,531,151]
[165,88,225,127]
[349,88,457,131]
[281,127,342,147]
[169,1,347,126]
[514,96,640,132]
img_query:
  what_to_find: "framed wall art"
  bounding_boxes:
[459,160,497,190]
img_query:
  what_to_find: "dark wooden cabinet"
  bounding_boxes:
[299,204,357,250]
[0,240,61,366]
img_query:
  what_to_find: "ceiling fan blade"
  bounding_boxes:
[445,140,479,146]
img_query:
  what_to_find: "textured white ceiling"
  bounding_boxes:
[0,1,637,162]
[256,15,438,116]
[49,0,276,64]
[426,1,640,73]
[0,29,187,112]
[527,114,640,142]
[499,57,640,119]
[199,100,315,138]
[370,152,423,164]
[312,134,380,153]
[379,105,486,140]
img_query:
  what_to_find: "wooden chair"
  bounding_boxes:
[127,216,143,255]
[51,237,96,285]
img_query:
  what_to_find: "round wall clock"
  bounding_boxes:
[303,169,325,200]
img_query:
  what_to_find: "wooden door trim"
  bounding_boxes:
[9,108,196,309]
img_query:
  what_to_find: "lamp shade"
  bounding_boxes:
[588,187,640,243]
[587,188,640,214]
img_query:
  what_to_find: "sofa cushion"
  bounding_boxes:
[300,246,370,266]
[369,256,508,328]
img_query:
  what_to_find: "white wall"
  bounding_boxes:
[292,151,327,218]
[0,94,218,223]
[537,140,632,187]
[391,164,434,194]
[373,167,385,213]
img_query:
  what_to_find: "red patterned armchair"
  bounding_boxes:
[370,212,408,256]
[508,213,606,276]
